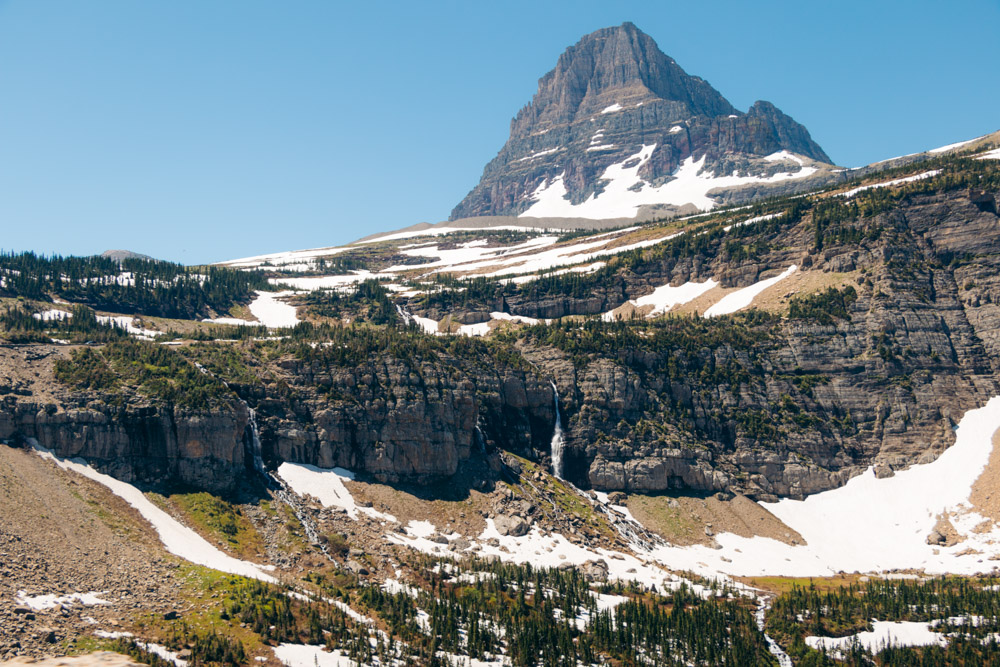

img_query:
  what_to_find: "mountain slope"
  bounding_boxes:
[451,23,834,221]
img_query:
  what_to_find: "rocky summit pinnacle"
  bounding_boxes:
[451,23,833,221]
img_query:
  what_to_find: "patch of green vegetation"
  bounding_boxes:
[165,492,265,559]
[788,285,858,324]
[54,339,232,408]
[626,495,700,544]
[301,279,400,325]
[0,303,128,345]
[768,575,1000,665]
[0,250,273,319]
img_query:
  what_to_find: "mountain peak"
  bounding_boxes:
[451,24,833,221]
[513,23,735,135]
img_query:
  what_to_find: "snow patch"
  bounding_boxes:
[33,309,72,322]
[841,170,941,198]
[704,265,796,317]
[643,396,1000,577]
[602,279,718,321]
[765,150,805,166]
[276,462,395,522]
[806,621,946,653]
[247,291,300,328]
[273,644,355,667]
[520,147,817,220]
[16,591,109,611]
[600,103,622,114]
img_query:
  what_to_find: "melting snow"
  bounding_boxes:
[356,225,564,245]
[388,517,703,595]
[221,246,349,271]
[644,396,1000,577]
[272,644,355,667]
[247,291,300,328]
[520,147,817,220]
[765,150,805,166]
[16,591,109,611]
[600,103,622,114]
[723,213,779,232]
[977,148,1000,160]
[806,621,946,653]
[516,148,561,162]
[929,137,979,154]
[602,279,718,321]
[841,170,941,198]
[33,309,72,322]
[704,265,796,317]
[32,445,276,582]
[276,462,396,522]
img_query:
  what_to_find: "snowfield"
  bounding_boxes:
[519,145,817,219]
[32,444,277,582]
[604,278,718,320]
[277,462,396,522]
[645,396,1000,577]
[248,291,300,327]
[16,591,109,611]
[203,290,300,328]
[806,621,946,653]
[841,170,941,198]
[704,265,796,317]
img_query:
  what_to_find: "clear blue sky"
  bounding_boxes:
[1,1,997,265]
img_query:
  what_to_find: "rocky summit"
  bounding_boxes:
[451,23,834,222]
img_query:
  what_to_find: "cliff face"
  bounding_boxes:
[451,23,831,220]
[0,344,559,494]
[3,177,998,503]
[0,392,250,494]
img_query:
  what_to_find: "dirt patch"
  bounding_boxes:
[671,285,730,317]
[931,513,962,547]
[1,653,145,667]
[348,480,489,538]
[626,493,803,546]
[968,427,1000,522]
[0,445,181,659]
[671,270,859,317]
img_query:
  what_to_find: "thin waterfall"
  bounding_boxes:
[550,382,565,479]
[195,360,327,551]
[246,408,268,478]
[756,598,793,667]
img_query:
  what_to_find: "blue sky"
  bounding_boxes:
[1,1,997,264]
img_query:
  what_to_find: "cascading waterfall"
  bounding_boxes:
[246,408,268,478]
[243,406,323,547]
[550,381,565,479]
[756,598,793,667]
[195,360,327,550]
[474,420,487,455]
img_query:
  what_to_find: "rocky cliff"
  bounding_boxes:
[451,23,833,221]
[3,159,998,505]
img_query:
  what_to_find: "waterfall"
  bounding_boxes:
[474,421,487,455]
[246,408,268,478]
[756,597,793,667]
[194,360,329,552]
[550,382,565,479]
